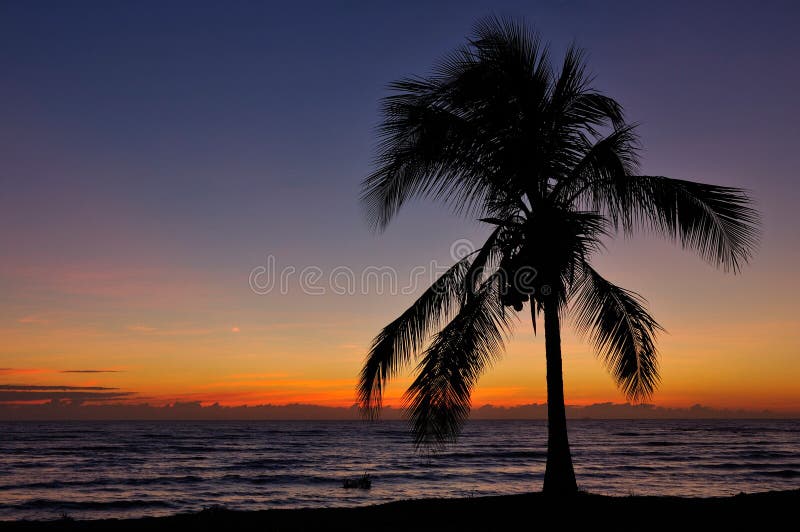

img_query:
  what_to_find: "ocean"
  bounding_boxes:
[0,419,797,521]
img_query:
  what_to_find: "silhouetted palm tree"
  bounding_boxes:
[357,17,759,494]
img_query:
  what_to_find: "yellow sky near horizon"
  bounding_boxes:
[2,235,798,414]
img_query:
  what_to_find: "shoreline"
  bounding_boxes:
[3,490,798,531]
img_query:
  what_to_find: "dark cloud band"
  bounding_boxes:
[0,385,118,391]
[60,370,122,373]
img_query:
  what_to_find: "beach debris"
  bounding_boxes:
[342,473,372,489]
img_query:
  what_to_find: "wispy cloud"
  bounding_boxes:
[0,385,119,391]
[17,315,50,324]
[126,324,213,336]
[337,343,362,350]
[2,263,215,302]
[219,372,290,380]
[0,391,134,403]
[126,325,158,333]
[0,384,134,404]
[202,377,354,390]
[60,369,122,374]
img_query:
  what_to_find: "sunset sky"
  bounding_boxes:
[1,1,799,416]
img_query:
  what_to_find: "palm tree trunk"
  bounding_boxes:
[540,300,578,494]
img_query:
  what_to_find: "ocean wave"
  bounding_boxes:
[223,458,304,470]
[700,462,800,471]
[760,470,800,478]
[1,419,797,520]
[435,451,546,460]
[1,498,176,511]
[0,475,210,492]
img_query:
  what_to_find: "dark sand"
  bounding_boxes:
[3,490,798,531]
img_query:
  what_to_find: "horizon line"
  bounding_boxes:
[2,400,797,421]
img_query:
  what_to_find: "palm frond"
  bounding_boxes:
[403,276,514,449]
[462,225,503,300]
[572,266,662,401]
[357,256,472,418]
[553,124,640,211]
[549,43,625,130]
[470,15,549,82]
[360,16,559,230]
[561,138,759,273]
[631,176,760,272]
[360,84,491,231]
[569,92,626,131]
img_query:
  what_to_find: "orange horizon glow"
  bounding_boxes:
[2,247,799,416]
[2,314,798,414]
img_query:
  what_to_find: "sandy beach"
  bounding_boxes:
[3,490,798,531]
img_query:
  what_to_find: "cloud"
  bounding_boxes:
[0,368,121,376]
[126,324,213,336]
[338,343,361,349]
[0,391,134,403]
[0,384,134,406]
[127,325,158,333]
[0,385,119,391]
[219,372,289,380]
[59,369,122,373]
[17,315,49,324]
[2,263,216,302]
